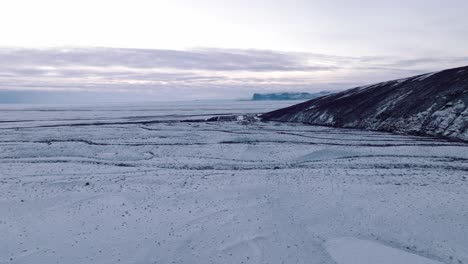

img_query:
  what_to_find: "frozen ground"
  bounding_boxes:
[0,101,467,264]
[325,237,444,264]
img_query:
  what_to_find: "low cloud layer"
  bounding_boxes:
[0,47,467,103]
[0,47,337,72]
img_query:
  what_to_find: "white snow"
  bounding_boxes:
[391,77,411,87]
[414,72,439,82]
[0,100,467,264]
[326,237,444,264]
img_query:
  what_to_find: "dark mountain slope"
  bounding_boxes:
[261,66,468,142]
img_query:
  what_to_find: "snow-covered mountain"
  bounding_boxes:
[261,66,468,141]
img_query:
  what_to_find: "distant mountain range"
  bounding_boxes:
[261,66,468,142]
[252,91,333,101]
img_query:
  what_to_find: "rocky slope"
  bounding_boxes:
[261,66,468,142]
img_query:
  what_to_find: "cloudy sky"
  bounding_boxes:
[1,0,467,102]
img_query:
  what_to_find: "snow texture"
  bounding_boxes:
[326,237,444,264]
[1,100,467,264]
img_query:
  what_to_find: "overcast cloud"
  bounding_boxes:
[0,47,467,102]
[1,0,468,102]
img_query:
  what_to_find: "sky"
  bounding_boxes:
[0,0,467,102]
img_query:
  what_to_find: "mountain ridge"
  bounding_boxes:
[261,66,468,142]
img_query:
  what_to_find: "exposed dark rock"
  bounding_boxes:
[261,66,468,142]
[206,115,259,122]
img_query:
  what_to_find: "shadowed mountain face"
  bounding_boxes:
[261,66,468,142]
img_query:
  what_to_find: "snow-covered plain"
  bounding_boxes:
[1,101,467,264]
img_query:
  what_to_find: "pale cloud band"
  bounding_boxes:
[0,47,467,102]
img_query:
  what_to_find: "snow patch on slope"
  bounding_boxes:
[414,71,439,81]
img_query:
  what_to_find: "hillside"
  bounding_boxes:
[261,66,468,141]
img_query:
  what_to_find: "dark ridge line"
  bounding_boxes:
[117,163,468,172]
[0,152,157,163]
[0,159,135,167]
[0,120,36,123]
[0,112,254,126]
[261,120,468,144]
[293,163,468,172]
[5,154,464,168]
[1,138,466,147]
[292,155,468,164]
[0,112,240,124]
[274,131,448,143]
[125,112,248,119]
[1,119,209,129]
[218,140,467,147]
[9,161,462,173]
[257,122,451,140]
[33,139,211,146]
[6,169,165,179]
[257,126,410,136]
[333,154,468,162]
[198,129,257,135]
[139,126,163,131]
